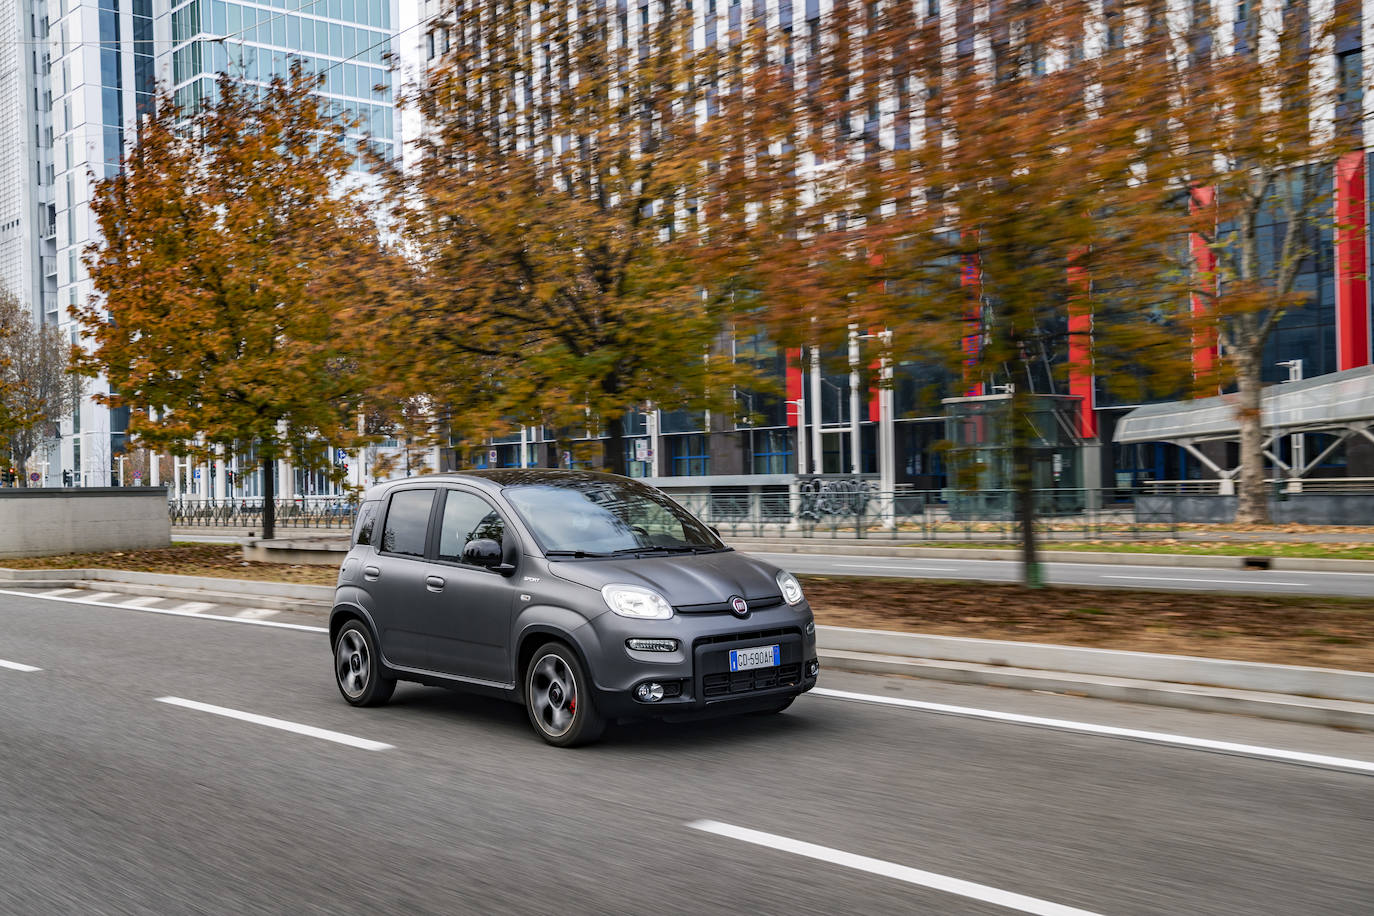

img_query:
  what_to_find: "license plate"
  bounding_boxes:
[729,644,780,672]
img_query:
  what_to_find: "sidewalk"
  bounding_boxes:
[6,565,1373,731]
[170,527,1374,573]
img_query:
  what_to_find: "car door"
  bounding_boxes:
[369,487,440,670]
[422,487,520,685]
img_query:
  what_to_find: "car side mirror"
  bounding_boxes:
[464,538,517,575]
[709,525,721,537]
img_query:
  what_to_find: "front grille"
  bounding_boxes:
[693,626,801,648]
[676,595,785,614]
[703,663,802,697]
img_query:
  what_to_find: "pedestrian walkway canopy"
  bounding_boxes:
[1115,364,1374,445]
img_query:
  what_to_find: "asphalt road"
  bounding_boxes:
[755,552,1374,597]
[4,590,1372,915]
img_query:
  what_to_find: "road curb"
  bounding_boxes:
[817,650,1374,730]
[727,540,1374,573]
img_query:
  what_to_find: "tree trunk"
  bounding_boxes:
[604,415,628,476]
[1010,390,1043,588]
[1234,352,1270,524]
[261,454,276,540]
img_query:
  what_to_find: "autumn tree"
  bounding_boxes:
[80,68,390,537]
[749,0,1196,584]
[389,0,799,472]
[1172,0,1358,523]
[0,290,80,484]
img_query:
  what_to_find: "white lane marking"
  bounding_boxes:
[832,563,960,572]
[0,658,42,672]
[812,687,1374,775]
[0,588,327,633]
[120,596,166,608]
[39,588,81,597]
[155,697,392,751]
[78,591,120,603]
[688,821,1102,916]
[233,607,279,620]
[168,601,215,614]
[1102,575,1306,587]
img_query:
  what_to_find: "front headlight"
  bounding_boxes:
[601,584,674,620]
[777,570,804,606]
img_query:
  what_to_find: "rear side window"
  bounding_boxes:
[352,501,380,546]
[380,489,435,557]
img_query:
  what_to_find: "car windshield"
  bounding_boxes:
[503,478,723,555]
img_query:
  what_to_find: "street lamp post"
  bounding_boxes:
[1277,359,1304,492]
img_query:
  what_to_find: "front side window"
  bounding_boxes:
[380,489,434,556]
[438,490,506,563]
[504,477,721,554]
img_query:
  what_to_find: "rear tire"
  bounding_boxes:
[333,620,396,707]
[525,642,605,747]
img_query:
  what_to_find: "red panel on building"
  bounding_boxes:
[786,348,803,426]
[961,254,982,396]
[1336,150,1371,370]
[1067,255,1097,439]
[1189,186,1219,386]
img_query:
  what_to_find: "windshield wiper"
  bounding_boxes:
[544,549,615,558]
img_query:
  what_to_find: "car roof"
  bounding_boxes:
[360,469,638,502]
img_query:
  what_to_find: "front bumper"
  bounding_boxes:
[584,601,819,719]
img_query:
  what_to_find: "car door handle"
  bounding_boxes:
[425,576,446,592]
[363,566,380,581]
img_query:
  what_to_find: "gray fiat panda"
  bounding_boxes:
[331,469,818,745]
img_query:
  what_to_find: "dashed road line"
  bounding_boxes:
[688,820,1103,916]
[39,588,81,597]
[168,601,215,614]
[120,596,166,608]
[78,591,120,603]
[0,658,42,673]
[0,587,327,633]
[233,607,280,620]
[812,687,1374,775]
[155,697,392,751]
[832,563,959,572]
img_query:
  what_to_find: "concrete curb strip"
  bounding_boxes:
[727,539,1374,573]
[817,650,1374,730]
[818,625,1374,703]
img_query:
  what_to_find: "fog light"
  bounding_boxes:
[805,621,815,635]
[807,660,820,678]
[635,682,665,702]
[627,638,679,652]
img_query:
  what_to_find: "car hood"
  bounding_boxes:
[546,550,784,608]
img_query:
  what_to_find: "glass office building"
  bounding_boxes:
[42,0,398,486]
[168,0,396,162]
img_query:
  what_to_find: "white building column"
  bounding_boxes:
[213,448,227,500]
[847,324,862,476]
[279,455,294,500]
[809,346,823,475]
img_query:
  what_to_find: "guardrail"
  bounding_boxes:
[169,497,357,531]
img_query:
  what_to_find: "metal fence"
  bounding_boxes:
[167,480,1374,539]
[169,497,358,531]
[666,486,1177,541]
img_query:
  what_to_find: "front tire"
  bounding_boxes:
[334,620,396,707]
[525,642,604,747]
